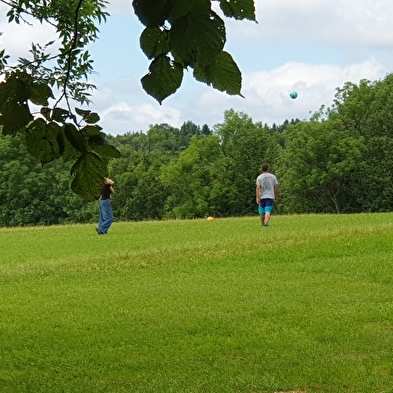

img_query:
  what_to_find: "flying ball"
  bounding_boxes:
[290,91,298,99]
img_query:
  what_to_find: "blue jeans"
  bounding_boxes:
[97,199,113,234]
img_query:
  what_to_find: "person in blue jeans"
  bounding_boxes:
[96,177,115,235]
[256,162,279,226]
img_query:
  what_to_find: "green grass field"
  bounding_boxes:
[1,214,393,393]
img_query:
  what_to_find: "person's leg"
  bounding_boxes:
[258,202,265,225]
[96,201,104,234]
[97,200,113,234]
[264,211,271,224]
[263,199,274,226]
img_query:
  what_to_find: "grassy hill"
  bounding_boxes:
[1,214,393,392]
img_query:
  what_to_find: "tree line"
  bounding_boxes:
[1,74,393,227]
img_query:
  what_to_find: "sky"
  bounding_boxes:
[1,0,393,136]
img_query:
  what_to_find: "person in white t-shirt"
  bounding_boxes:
[256,163,279,226]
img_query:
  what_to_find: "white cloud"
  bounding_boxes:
[97,102,183,135]
[226,0,393,48]
[88,56,392,135]
[0,0,133,60]
[244,58,387,121]
[181,58,391,128]
[0,13,58,60]
[105,0,133,15]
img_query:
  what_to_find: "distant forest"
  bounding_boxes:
[1,74,393,227]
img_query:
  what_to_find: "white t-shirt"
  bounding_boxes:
[256,173,278,199]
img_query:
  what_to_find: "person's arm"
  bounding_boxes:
[274,184,279,201]
[109,185,115,195]
[256,184,261,204]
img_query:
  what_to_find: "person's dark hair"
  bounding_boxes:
[262,162,269,172]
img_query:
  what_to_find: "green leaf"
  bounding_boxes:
[11,71,33,102]
[140,27,170,59]
[167,0,211,23]
[141,55,183,104]
[25,119,62,164]
[0,102,33,135]
[75,108,100,124]
[170,10,225,67]
[82,124,103,137]
[52,107,70,122]
[85,112,100,124]
[41,107,52,121]
[88,136,122,158]
[219,0,256,21]
[59,127,81,162]
[0,80,11,109]
[29,82,54,106]
[194,51,243,96]
[75,107,91,117]
[70,152,108,201]
[64,123,88,153]
[132,0,167,27]
[0,72,34,135]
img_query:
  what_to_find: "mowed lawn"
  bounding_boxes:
[1,214,393,393]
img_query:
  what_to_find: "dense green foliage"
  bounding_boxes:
[0,0,119,200]
[2,73,393,226]
[279,74,393,214]
[0,132,97,226]
[0,0,255,199]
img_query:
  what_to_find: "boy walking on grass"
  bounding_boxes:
[256,162,279,226]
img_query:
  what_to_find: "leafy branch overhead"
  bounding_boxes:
[0,0,255,200]
[0,0,121,200]
[0,70,121,200]
[135,0,256,103]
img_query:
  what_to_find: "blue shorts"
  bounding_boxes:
[258,198,274,215]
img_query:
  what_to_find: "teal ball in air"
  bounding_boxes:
[290,91,298,99]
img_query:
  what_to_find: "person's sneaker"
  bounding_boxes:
[96,228,103,235]
[263,222,269,227]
